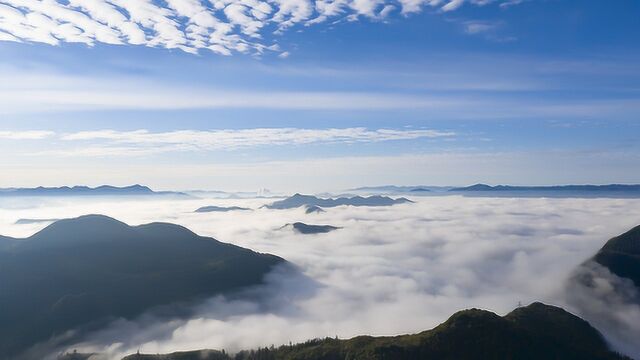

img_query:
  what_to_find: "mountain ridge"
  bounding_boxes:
[266,194,412,209]
[0,185,189,197]
[450,184,640,192]
[591,224,640,289]
[110,302,627,360]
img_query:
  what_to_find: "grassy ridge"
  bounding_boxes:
[117,302,628,360]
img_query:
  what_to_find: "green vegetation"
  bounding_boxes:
[0,215,283,359]
[116,302,627,360]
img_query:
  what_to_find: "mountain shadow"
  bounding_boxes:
[113,302,627,360]
[0,215,283,359]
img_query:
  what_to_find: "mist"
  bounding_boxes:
[1,195,639,359]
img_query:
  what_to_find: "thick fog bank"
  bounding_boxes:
[1,196,639,359]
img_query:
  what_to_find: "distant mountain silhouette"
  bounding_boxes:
[195,206,251,213]
[305,205,325,214]
[451,184,640,192]
[0,215,283,359]
[266,194,412,209]
[0,185,188,197]
[409,188,431,192]
[282,222,340,234]
[350,185,452,193]
[113,302,626,360]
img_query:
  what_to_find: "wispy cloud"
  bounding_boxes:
[48,128,456,156]
[463,20,499,34]
[0,68,468,113]
[0,130,54,140]
[458,19,516,42]
[0,0,520,56]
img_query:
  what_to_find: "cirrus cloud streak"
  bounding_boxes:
[57,127,455,155]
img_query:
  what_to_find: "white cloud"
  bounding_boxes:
[50,128,455,155]
[566,261,640,358]
[0,196,637,358]
[500,0,526,9]
[463,20,497,34]
[0,130,54,139]
[0,70,470,113]
[0,0,520,55]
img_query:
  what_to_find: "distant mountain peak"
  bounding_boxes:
[451,183,640,193]
[195,205,251,213]
[283,222,340,234]
[266,194,412,209]
[305,205,325,214]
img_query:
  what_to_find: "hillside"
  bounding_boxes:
[116,302,626,360]
[592,224,640,288]
[0,215,283,359]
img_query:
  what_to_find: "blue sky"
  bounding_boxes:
[0,0,638,191]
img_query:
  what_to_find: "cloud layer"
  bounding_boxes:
[1,195,639,358]
[0,0,515,55]
[2,128,454,156]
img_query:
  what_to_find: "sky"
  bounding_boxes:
[0,0,639,191]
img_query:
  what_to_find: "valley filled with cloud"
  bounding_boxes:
[2,194,639,359]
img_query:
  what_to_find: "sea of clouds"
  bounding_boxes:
[0,195,639,359]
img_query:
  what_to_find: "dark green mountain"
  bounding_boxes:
[114,302,626,360]
[592,224,640,288]
[266,194,412,209]
[0,215,283,359]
